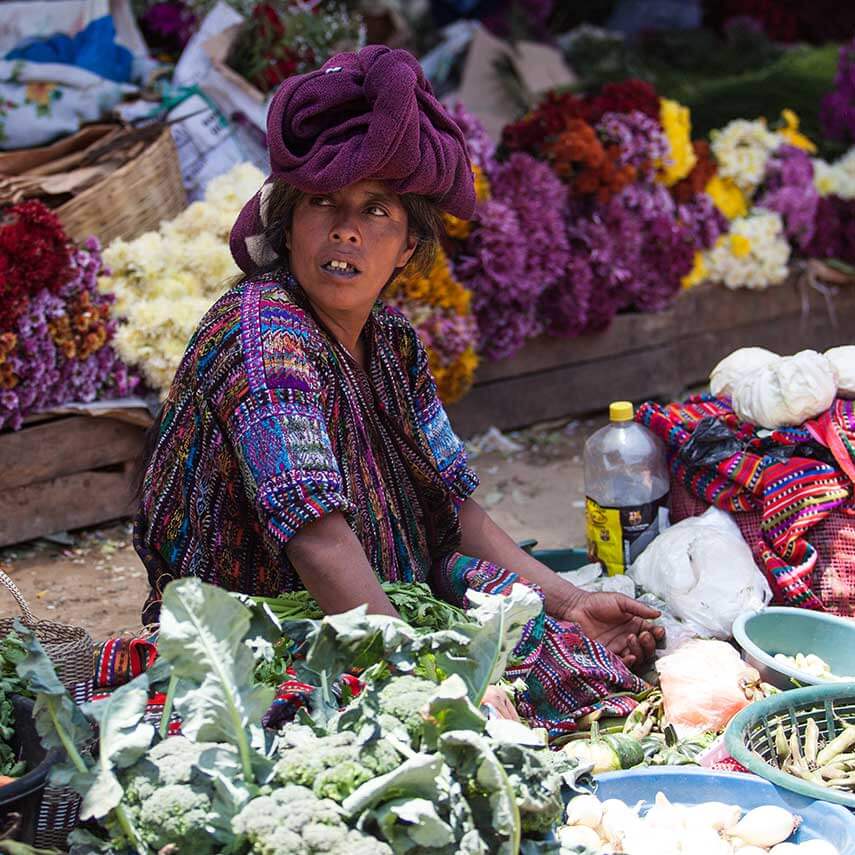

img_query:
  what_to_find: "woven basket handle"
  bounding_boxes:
[0,568,37,624]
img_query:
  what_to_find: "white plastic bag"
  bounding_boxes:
[629,507,770,638]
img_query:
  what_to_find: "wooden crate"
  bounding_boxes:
[0,414,149,548]
[447,273,855,436]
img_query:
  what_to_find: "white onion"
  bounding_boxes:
[731,806,799,848]
[564,793,603,829]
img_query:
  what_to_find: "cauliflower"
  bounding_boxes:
[273,729,400,803]
[232,784,392,855]
[343,675,437,747]
[120,736,239,854]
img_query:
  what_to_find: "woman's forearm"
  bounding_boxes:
[285,511,399,617]
[457,497,581,617]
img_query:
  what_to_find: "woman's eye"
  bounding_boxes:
[311,196,333,206]
[366,205,388,216]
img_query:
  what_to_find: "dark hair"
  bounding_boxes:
[262,180,443,277]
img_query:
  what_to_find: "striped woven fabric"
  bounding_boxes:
[637,395,855,610]
[433,553,646,736]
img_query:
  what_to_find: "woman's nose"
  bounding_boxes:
[330,212,360,243]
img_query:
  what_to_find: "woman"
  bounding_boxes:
[135,46,662,731]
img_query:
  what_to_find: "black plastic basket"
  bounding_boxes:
[0,695,62,843]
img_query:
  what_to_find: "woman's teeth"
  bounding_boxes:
[324,260,356,273]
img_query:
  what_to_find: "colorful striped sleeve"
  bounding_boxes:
[223,281,353,545]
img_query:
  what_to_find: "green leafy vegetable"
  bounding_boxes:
[432,585,542,705]
[156,578,275,784]
[254,582,467,634]
[0,630,28,777]
[78,676,153,820]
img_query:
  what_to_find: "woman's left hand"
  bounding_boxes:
[558,590,665,670]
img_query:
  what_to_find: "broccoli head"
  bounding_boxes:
[232,784,392,855]
[120,736,240,854]
[273,730,400,803]
[342,674,437,748]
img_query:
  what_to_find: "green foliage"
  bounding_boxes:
[20,580,592,853]
[0,630,28,777]
[157,578,275,783]
[255,582,467,634]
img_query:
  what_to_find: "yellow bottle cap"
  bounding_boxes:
[609,401,634,422]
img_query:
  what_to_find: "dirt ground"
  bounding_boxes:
[0,415,605,643]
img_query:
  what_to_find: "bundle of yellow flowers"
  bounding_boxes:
[99,164,264,393]
[385,248,479,404]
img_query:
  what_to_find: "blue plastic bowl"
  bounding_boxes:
[733,607,855,689]
[593,767,855,853]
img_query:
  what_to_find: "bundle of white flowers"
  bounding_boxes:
[99,163,264,393]
[710,119,781,197]
[813,148,855,200]
[702,210,791,290]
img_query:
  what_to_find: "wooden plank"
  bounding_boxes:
[474,307,675,383]
[448,342,681,436]
[0,416,146,491]
[448,282,855,436]
[0,466,137,547]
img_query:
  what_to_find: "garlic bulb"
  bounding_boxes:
[731,350,837,428]
[825,346,855,398]
[730,805,799,848]
[564,793,602,829]
[688,801,742,832]
[710,347,780,398]
[555,824,601,850]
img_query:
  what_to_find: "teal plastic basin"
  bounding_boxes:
[732,607,855,689]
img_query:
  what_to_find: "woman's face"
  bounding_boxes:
[286,180,416,320]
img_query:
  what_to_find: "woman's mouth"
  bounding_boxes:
[321,258,361,277]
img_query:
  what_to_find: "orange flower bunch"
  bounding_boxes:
[541,119,636,203]
[428,347,479,405]
[0,332,17,389]
[48,290,111,361]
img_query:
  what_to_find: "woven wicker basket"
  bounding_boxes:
[56,126,186,246]
[1,569,94,848]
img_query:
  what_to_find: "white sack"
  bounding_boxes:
[731,349,837,428]
[709,347,779,399]
[825,346,855,398]
[629,507,770,638]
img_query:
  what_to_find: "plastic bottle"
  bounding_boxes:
[584,401,670,575]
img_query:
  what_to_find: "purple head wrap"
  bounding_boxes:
[230,45,476,274]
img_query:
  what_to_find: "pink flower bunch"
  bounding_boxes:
[0,238,138,431]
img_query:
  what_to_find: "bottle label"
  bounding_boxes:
[585,495,669,576]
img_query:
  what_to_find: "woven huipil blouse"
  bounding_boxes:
[134,272,478,624]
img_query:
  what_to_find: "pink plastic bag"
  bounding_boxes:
[656,639,757,736]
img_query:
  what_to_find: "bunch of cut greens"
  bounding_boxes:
[0,630,29,779]
[252,582,468,633]
[249,582,470,690]
[17,579,590,854]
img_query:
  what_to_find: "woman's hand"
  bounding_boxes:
[558,589,665,670]
[455,499,666,669]
[559,591,664,669]
[482,686,520,721]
